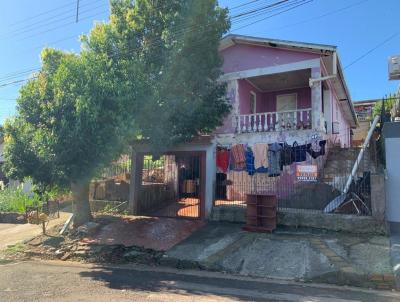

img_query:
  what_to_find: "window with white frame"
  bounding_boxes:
[276,93,297,112]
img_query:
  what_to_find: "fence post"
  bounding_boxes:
[370,172,386,221]
[128,149,142,215]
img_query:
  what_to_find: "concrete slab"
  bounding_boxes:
[89,216,206,251]
[165,223,394,288]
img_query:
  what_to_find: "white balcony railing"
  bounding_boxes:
[234,109,312,133]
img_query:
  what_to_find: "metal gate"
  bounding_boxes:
[137,152,204,219]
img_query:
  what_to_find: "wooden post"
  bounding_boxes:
[128,149,143,215]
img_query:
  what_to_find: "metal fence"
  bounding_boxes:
[98,154,131,180]
[214,132,379,216]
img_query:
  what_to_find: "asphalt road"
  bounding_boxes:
[0,260,399,302]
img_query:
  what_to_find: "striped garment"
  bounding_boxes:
[231,144,246,170]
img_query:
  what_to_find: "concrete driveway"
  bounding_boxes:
[0,212,70,250]
[164,223,395,289]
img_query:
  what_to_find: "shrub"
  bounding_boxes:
[0,187,41,213]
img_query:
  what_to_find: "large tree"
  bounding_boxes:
[84,0,231,147]
[3,0,230,226]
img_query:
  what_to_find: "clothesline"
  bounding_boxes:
[216,139,327,178]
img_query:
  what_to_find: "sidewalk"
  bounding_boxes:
[163,223,395,289]
[0,212,71,251]
[389,223,400,290]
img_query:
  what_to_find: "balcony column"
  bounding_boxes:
[227,79,240,132]
[310,67,323,131]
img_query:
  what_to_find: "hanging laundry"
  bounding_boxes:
[252,143,269,169]
[268,142,282,177]
[311,140,321,153]
[231,144,246,170]
[216,149,230,173]
[256,166,268,173]
[280,142,294,166]
[245,147,256,176]
[292,141,310,162]
[307,140,327,159]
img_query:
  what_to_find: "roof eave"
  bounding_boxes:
[220,34,337,54]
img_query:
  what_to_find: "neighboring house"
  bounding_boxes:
[129,34,361,222]
[0,135,32,193]
[352,99,379,146]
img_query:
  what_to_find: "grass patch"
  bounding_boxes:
[0,258,13,265]
[4,242,26,256]
[0,187,41,213]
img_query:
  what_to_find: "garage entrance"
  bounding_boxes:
[135,151,205,219]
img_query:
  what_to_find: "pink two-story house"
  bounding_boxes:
[215,34,357,147]
[129,35,359,221]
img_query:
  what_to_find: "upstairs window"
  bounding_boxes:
[276,93,297,112]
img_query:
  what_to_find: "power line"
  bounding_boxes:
[230,0,263,10]
[232,0,307,24]
[260,0,370,33]
[0,78,37,88]
[0,0,308,89]
[0,0,104,39]
[8,0,77,27]
[344,32,399,69]
[22,0,295,57]
[232,0,288,19]
[0,1,107,39]
[14,9,109,43]
[231,0,313,32]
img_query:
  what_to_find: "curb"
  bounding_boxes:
[159,254,396,290]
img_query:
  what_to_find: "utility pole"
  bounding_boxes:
[76,0,80,23]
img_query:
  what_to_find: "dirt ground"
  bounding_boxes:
[0,212,71,251]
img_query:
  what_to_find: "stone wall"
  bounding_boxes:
[0,212,26,224]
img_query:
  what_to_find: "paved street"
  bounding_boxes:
[0,260,399,302]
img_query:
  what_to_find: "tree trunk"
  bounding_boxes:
[71,181,92,227]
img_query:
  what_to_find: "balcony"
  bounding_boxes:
[234,108,312,133]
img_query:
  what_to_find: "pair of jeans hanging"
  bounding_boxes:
[292,141,309,162]
[280,143,294,166]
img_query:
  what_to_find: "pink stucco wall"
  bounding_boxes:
[331,93,351,147]
[238,79,311,114]
[214,42,352,141]
[221,44,320,74]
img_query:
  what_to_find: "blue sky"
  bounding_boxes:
[0,0,399,124]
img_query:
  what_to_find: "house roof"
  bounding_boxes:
[220,34,358,128]
[353,99,380,107]
[220,34,337,54]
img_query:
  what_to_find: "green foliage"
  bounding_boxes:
[4,0,230,190]
[0,187,41,213]
[372,95,396,118]
[83,0,232,149]
[3,45,137,189]
[3,0,230,224]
